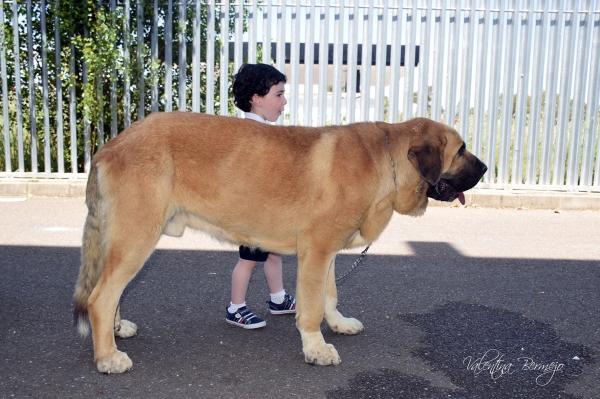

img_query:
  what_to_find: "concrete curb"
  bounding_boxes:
[460,189,600,211]
[0,178,87,198]
[1,179,599,210]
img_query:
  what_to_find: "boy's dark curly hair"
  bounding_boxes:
[232,63,287,112]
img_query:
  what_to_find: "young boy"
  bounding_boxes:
[225,63,296,329]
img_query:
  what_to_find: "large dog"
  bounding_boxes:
[74,112,487,373]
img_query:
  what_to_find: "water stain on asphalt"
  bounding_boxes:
[328,302,593,399]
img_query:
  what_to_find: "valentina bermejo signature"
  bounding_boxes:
[463,349,566,386]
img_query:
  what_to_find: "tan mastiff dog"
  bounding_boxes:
[73,112,487,373]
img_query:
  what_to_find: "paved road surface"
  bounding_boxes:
[1,197,599,398]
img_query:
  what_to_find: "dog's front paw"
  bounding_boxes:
[96,350,133,374]
[300,331,341,366]
[329,316,364,335]
[304,342,341,366]
[114,319,137,338]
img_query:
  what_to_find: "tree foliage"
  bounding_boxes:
[0,0,241,173]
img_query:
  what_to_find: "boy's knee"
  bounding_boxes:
[236,259,258,270]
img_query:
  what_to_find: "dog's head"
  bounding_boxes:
[404,118,487,205]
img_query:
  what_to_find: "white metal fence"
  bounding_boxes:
[1,0,600,192]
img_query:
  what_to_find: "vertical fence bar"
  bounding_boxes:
[388,0,402,123]
[97,0,106,148]
[275,1,285,75]
[512,0,533,186]
[137,0,144,119]
[206,0,215,114]
[234,1,242,73]
[41,0,50,170]
[178,1,187,111]
[124,0,131,125]
[97,79,104,148]
[192,0,202,113]
[0,0,10,172]
[430,0,445,122]
[220,0,230,116]
[151,0,158,114]
[331,0,344,124]
[165,0,173,112]
[525,0,548,184]
[289,1,300,125]
[111,0,119,135]
[83,26,91,173]
[235,0,244,118]
[584,0,600,187]
[54,0,64,172]
[417,0,431,119]
[553,0,578,186]
[69,43,77,173]
[248,0,257,64]
[97,1,105,148]
[303,1,315,126]
[472,0,490,158]
[360,1,373,121]
[27,0,37,172]
[262,0,272,65]
[539,0,562,185]
[318,0,329,125]
[375,0,388,122]
[498,0,518,186]
[346,1,359,124]
[567,0,594,187]
[458,0,475,140]
[484,0,504,184]
[403,0,418,121]
[404,0,420,120]
[444,0,460,127]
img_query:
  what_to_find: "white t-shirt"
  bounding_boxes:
[243,112,268,124]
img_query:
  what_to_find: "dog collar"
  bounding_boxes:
[385,132,397,185]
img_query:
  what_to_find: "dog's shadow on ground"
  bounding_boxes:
[328,302,593,398]
[0,243,597,398]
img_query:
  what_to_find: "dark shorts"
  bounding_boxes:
[239,245,270,262]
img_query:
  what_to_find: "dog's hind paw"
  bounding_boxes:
[332,317,364,335]
[115,319,137,338]
[96,350,133,374]
[326,314,365,335]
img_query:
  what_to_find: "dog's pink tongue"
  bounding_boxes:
[458,192,465,205]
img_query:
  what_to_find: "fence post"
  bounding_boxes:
[1,0,12,173]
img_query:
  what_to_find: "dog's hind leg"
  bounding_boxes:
[323,258,364,335]
[87,204,163,374]
[114,305,137,338]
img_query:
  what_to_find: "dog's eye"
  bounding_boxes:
[458,144,466,156]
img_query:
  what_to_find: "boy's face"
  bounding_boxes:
[250,82,287,122]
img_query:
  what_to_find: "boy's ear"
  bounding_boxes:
[251,94,262,108]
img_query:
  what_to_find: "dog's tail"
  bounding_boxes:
[73,162,106,337]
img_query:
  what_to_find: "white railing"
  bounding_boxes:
[1,0,599,192]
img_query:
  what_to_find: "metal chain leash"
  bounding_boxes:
[336,245,370,282]
[335,133,393,282]
[385,132,397,185]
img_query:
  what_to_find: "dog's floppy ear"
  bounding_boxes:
[407,133,447,186]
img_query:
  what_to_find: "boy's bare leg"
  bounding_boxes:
[231,259,258,304]
[263,253,284,294]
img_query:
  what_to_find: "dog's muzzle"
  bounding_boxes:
[427,179,466,205]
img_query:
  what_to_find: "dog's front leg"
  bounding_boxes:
[324,258,365,335]
[295,250,341,365]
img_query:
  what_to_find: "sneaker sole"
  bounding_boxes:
[269,309,296,315]
[225,318,266,329]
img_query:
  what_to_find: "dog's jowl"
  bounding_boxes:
[73,113,487,373]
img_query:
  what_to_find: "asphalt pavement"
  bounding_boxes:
[1,197,599,399]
